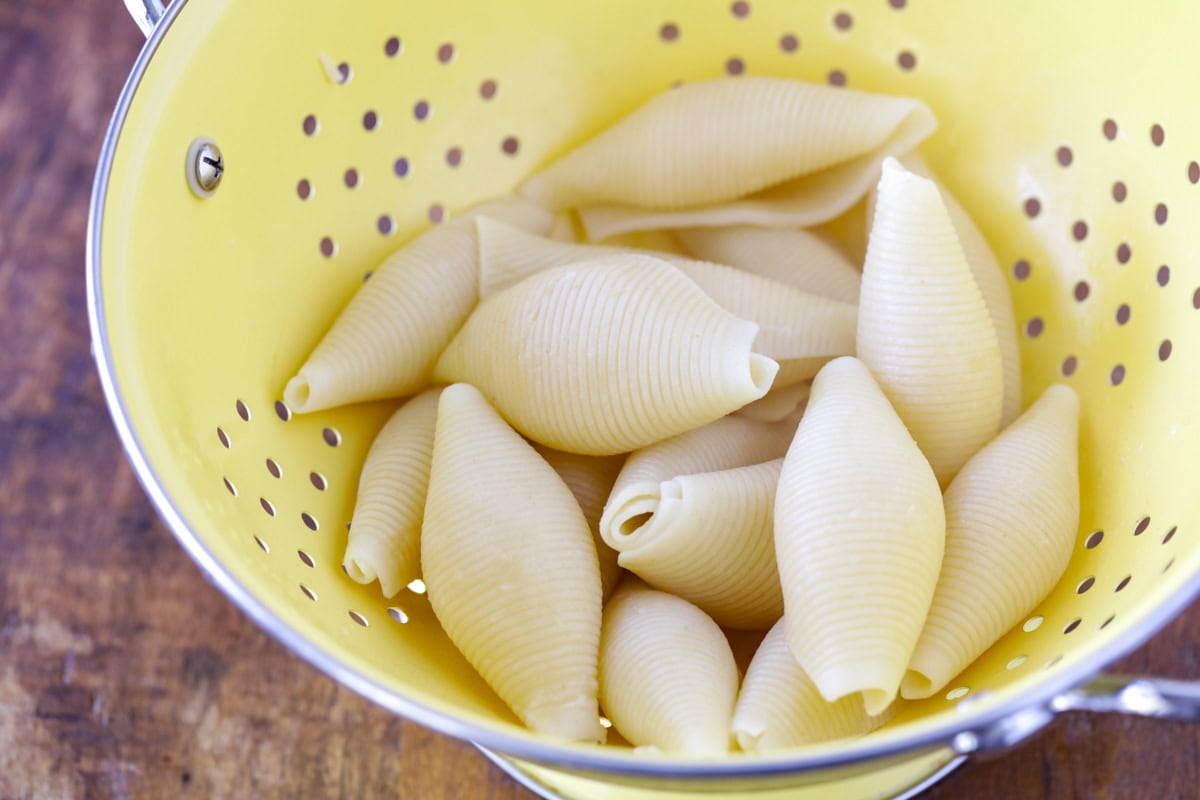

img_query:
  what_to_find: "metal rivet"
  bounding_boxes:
[186,137,223,197]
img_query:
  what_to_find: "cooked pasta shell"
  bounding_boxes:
[534,446,626,599]
[434,254,778,455]
[421,384,604,741]
[902,385,1080,699]
[283,196,555,413]
[601,413,796,547]
[857,158,1003,485]
[596,229,689,255]
[343,388,440,597]
[736,382,811,423]
[733,619,896,752]
[477,219,857,379]
[600,580,738,755]
[609,459,785,630]
[520,77,935,240]
[896,153,1021,427]
[674,226,861,304]
[775,357,944,715]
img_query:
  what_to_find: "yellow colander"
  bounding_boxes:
[90,1,1200,797]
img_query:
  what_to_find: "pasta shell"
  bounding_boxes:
[857,158,1003,485]
[610,459,785,630]
[283,196,555,413]
[674,226,861,304]
[733,619,895,752]
[600,580,738,755]
[434,254,778,455]
[534,446,626,599]
[903,385,1080,699]
[520,77,935,240]
[343,388,440,597]
[421,384,604,741]
[736,382,811,423]
[601,413,796,547]
[477,219,857,379]
[896,153,1021,427]
[775,357,944,716]
[596,229,689,255]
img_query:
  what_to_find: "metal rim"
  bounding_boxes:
[87,0,1200,780]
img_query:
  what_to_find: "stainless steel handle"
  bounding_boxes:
[123,0,165,37]
[953,673,1200,756]
[1050,673,1200,719]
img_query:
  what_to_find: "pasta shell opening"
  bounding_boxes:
[343,557,375,586]
[900,670,934,700]
[284,374,314,412]
[748,353,780,396]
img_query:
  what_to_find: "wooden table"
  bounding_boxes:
[2,1,1198,797]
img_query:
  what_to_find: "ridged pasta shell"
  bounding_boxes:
[343,388,440,597]
[421,384,604,741]
[477,219,856,379]
[600,580,738,755]
[601,413,797,547]
[733,619,896,751]
[519,77,935,240]
[282,196,555,413]
[775,357,944,716]
[534,446,626,599]
[736,382,811,423]
[902,384,1080,699]
[434,255,778,455]
[674,226,861,304]
[857,158,1003,486]
[896,153,1021,427]
[609,459,785,630]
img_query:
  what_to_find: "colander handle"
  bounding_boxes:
[123,0,165,37]
[953,674,1200,755]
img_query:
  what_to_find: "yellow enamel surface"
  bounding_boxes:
[96,0,1200,797]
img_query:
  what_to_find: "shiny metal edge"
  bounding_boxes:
[86,0,1200,780]
[476,747,966,799]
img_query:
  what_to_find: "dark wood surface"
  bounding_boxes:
[1,1,1198,798]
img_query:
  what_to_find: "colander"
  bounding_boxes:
[89,0,1200,797]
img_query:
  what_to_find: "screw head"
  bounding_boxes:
[186,137,223,197]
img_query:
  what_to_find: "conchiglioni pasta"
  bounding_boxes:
[674,226,861,304]
[421,384,604,742]
[903,385,1080,700]
[476,219,857,381]
[857,158,1003,486]
[600,413,797,548]
[775,357,944,716]
[283,196,555,413]
[735,382,811,423]
[600,580,739,755]
[895,153,1022,427]
[343,388,440,598]
[608,459,785,630]
[535,446,626,599]
[434,254,778,455]
[519,77,935,240]
[733,619,896,752]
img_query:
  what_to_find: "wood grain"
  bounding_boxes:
[0,1,1197,798]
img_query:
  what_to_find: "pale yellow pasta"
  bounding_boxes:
[434,255,778,455]
[421,384,604,742]
[903,385,1080,699]
[733,619,896,752]
[519,77,935,240]
[476,219,857,380]
[857,158,1002,486]
[601,414,797,546]
[600,580,738,755]
[775,357,944,715]
[735,382,811,423]
[597,229,689,255]
[343,388,440,598]
[897,153,1022,427]
[283,196,555,413]
[534,446,626,599]
[608,459,784,630]
[674,226,861,304]
[548,212,579,242]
